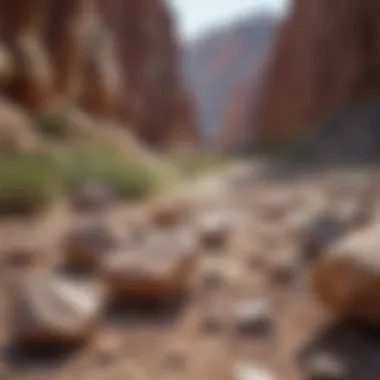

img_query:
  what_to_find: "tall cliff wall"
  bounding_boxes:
[253,0,380,144]
[0,0,196,148]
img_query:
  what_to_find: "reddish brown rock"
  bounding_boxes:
[102,230,198,302]
[0,0,197,148]
[253,0,380,144]
[311,224,380,325]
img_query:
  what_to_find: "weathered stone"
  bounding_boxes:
[266,252,298,285]
[304,352,348,380]
[64,223,118,271]
[197,212,231,250]
[234,299,274,336]
[311,224,380,324]
[234,363,276,380]
[11,274,104,346]
[102,230,198,301]
[297,214,346,261]
[148,199,188,229]
[71,183,115,213]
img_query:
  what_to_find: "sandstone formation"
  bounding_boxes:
[0,0,196,148]
[253,0,380,145]
[311,224,380,325]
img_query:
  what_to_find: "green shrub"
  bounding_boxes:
[61,145,158,200]
[35,109,69,140]
[0,153,63,214]
[0,144,160,216]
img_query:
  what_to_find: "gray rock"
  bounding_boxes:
[234,299,274,336]
[305,353,348,380]
[234,363,276,380]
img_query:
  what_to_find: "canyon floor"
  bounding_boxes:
[0,159,379,380]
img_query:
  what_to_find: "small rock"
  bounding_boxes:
[234,363,276,380]
[64,223,118,272]
[311,223,380,325]
[197,212,231,250]
[234,299,273,336]
[102,230,198,302]
[201,268,224,290]
[71,183,115,213]
[148,199,188,228]
[266,252,298,285]
[297,213,346,261]
[11,274,104,347]
[305,353,348,380]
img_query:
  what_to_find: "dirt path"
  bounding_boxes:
[0,161,380,380]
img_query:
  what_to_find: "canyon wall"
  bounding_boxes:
[253,0,380,144]
[0,0,196,148]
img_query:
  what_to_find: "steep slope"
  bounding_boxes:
[253,0,380,145]
[183,13,279,148]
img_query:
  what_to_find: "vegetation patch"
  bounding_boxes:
[0,153,63,215]
[60,144,158,201]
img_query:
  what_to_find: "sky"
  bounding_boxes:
[170,0,288,41]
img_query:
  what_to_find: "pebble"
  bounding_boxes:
[234,299,274,337]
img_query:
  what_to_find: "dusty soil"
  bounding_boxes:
[0,161,380,380]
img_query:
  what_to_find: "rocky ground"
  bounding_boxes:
[1,160,380,380]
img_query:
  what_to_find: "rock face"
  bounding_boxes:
[0,0,196,148]
[252,0,380,145]
[311,224,380,325]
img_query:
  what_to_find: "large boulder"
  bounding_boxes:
[310,224,380,325]
[102,230,198,302]
[11,274,105,346]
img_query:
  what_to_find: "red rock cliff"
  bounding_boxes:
[254,0,380,144]
[0,0,196,148]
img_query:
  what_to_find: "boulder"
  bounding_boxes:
[64,223,119,272]
[102,230,198,302]
[11,274,104,346]
[311,224,380,325]
[148,198,189,229]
